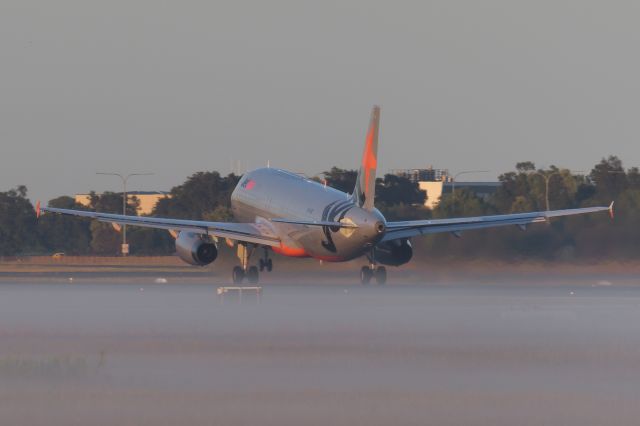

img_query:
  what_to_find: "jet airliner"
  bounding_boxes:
[38,106,613,284]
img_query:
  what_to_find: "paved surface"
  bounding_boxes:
[1,279,640,425]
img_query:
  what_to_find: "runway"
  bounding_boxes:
[1,279,640,425]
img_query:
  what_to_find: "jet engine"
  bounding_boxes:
[175,232,218,266]
[374,239,413,266]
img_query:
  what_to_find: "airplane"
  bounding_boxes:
[37,106,614,285]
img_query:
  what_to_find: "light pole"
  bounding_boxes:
[528,170,583,211]
[450,170,489,200]
[96,172,154,255]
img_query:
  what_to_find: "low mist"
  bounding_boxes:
[1,277,640,425]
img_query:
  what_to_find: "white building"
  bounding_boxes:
[74,191,171,215]
[419,181,501,209]
[393,168,500,209]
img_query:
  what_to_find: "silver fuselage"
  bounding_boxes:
[231,168,386,261]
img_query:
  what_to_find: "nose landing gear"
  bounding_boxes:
[359,265,387,285]
[360,252,387,285]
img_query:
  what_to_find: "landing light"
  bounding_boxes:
[339,217,357,238]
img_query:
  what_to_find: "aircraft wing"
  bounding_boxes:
[381,203,614,242]
[270,218,358,228]
[39,206,281,247]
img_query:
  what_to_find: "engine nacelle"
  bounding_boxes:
[374,239,413,267]
[175,232,218,266]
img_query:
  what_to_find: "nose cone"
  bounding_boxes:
[347,207,386,246]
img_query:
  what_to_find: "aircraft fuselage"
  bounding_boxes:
[231,168,386,261]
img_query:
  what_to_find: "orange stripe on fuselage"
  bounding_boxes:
[272,243,309,257]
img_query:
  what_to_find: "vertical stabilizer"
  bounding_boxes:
[352,106,380,210]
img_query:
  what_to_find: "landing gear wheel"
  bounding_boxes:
[360,266,373,285]
[259,259,265,272]
[232,266,245,284]
[266,258,273,272]
[247,266,260,284]
[375,266,387,285]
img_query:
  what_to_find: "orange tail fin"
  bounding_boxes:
[352,106,380,211]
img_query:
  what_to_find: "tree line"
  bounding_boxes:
[0,156,637,261]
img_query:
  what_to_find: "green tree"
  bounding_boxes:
[375,174,426,207]
[126,228,174,255]
[322,167,357,194]
[203,205,234,222]
[589,155,627,201]
[378,203,431,221]
[89,191,139,215]
[544,168,583,210]
[37,196,91,254]
[627,167,640,188]
[493,163,585,213]
[86,192,140,255]
[516,161,536,173]
[434,187,493,219]
[0,186,37,256]
[493,170,537,212]
[89,221,121,255]
[153,172,240,219]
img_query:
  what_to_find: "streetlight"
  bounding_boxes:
[450,170,490,199]
[528,170,583,211]
[96,172,154,255]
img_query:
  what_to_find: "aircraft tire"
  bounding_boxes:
[232,266,245,284]
[266,258,273,272]
[375,266,387,285]
[360,266,372,285]
[259,259,265,272]
[247,266,260,284]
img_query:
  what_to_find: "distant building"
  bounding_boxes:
[392,168,501,209]
[391,167,450,183]
[74,191,171,215]
[419,181,501,209]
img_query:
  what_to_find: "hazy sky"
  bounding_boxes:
[2,1,640,203]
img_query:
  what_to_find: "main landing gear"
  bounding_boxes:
[259,247,273,272]
[360,251,387,285]
[232,245,273,284]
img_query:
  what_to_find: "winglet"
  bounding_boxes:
[609,201,615,220]
[35,200,41,219]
